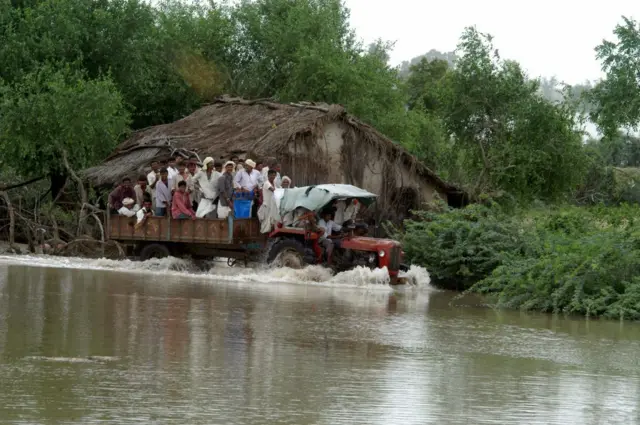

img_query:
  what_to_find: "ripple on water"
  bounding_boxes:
[2,257,640,425]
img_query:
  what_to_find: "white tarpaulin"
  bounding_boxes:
[278,184,377,216]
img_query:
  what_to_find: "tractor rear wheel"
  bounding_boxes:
[139,243,170,261]
[267,239,306,269]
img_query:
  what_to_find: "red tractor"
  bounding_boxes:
[266,184,410,285]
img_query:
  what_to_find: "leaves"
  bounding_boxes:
[403,202,640,319]
[0,66,130,177]
[590,16,640,137]
[401,203,525,291]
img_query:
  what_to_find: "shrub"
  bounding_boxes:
[403,202,640,320]
[469,205,640,320]
[401,203,524,290]
[470,228,640,320]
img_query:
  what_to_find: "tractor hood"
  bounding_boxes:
[340,236,400,252]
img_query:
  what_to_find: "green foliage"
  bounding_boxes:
[590,16,640,137]
[401,203,524,290]
[471,205,640,320]
[432,28,587,200]
[0,0,427,179]
[403,203,640,319]
[585,132,640,168]
[229,0,356,99]
[575,134,640,205]
[0,66,130,177]
[406,58,449,111]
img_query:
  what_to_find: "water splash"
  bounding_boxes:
[399,265,431,287]
[0,254,432,289]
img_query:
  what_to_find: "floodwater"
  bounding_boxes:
[0,257,639,425]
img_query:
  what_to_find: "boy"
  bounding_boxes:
[171,181,196,219]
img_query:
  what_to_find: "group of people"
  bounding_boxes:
[287,198,362,264]
[108,153,368,264]
[108,154,294,231]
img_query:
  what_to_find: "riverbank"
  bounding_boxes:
[400,202,640,320]
[0,240,30,255]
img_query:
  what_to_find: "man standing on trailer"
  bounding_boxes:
[217,161,235,219]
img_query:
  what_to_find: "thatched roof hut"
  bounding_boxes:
[83,96,463,219]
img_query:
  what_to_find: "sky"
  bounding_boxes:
[344,0,639,85]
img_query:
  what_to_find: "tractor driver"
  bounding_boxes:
[317,209,343,265]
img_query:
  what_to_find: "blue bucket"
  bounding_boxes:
[234,190,255,200]
[233,199,252,219]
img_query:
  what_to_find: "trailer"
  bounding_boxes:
[106,184,410,284]
[106,214,266,264]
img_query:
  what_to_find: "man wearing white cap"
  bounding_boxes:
[234,158,261,217]
[234,159,261,192]
[117,198,139,217]
[193,156,221,218]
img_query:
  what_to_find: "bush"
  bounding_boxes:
[403,203,640,320]
[401,203,524,290]
[469,205,640,320]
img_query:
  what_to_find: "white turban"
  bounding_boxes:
[202,156,214,169]
[245,159,256,168]
[282,176,291,183]
[224,161,235,168]
[123,198,135,206]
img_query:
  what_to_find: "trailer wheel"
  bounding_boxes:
[139,243,170,261]
[400,263,409,272]
[267,239,305,269]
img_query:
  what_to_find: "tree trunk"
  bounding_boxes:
[0,191,15,248]
[50,173,67,202]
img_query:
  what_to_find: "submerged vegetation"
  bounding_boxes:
[1,0,640,318]
[402,203,640,320]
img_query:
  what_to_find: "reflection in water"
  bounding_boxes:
[0,263,639,424]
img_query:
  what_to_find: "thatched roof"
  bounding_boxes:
[83,96,456,193]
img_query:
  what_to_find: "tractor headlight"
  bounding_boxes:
[378,250,385,258]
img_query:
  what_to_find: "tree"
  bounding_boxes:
[0,0,227,129]
[399,49,457,78]
[229,0,357,99]
[406,57,449,111]
[590,16,640,137]
[0,66,130,179]
[435,27,587,200]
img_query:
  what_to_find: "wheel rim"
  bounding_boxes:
[275,248,304,269]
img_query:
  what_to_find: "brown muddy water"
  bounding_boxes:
[0,256,639,425]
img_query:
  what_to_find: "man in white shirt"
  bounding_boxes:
[135,198,154,229]
[261,160,282,188]
[317,209,342,265]
[134,175,152,207]
[334,198,360,226]
[186,158,201,209]
[258,169,279,233]
[234,159,261,192]
[167,156,179,181]
[118,198,139,217]
[146,160,160,208]
[194,157,221,218]
[171,163,189,191]
[234,159,262,217]
[155,168,172,217]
